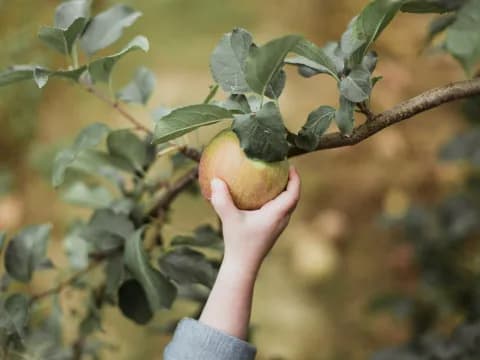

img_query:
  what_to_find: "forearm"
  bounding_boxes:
[199,255,259,340]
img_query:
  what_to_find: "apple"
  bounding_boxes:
[198,129,289,210]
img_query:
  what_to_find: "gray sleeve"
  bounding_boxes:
[163,318,257,360]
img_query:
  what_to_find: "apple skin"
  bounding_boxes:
[198,129,289,210]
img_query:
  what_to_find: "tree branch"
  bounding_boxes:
[81,82,204,163]
[288,78,480,157]
[82,83,152,134]
[30,248,122,304]
[149,167,199,218]
[179,146,202,162]
[357,101,375,121]
[30,262,101,304]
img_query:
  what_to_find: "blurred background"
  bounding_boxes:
[0,0,474,359]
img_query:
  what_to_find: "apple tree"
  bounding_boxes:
[0,0,479,358]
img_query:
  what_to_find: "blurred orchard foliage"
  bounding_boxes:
[0,0,479,359]
[372,95,480,359]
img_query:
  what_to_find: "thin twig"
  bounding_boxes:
[179,146,202,162]
[30,248,122,303]
[357,101,375,121]
[203,84,219,104]
[30,262,101,304]
[288,77,480,157]
[82,82,205,161]
[28,172,199,304]
[82,82,152,134]
[149,167,199,218]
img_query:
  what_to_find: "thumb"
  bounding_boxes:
[210,178,237,219]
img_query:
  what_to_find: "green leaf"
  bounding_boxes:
[232,102,289,162]
[80,4,142,55]
[247,95,263,112]
[52,123,110,187]
[124,229,177,310]
[339,66,372,102]
[0,274,11,293]
[217,94,251,114]
[37,67,88,88]
[90,208,135,238]
[285,56,329,77]
[4,224,51,282]
[116,66,156,105]
[118,279,153,324]
[88,35,149,83]
[151,107,172,124]
[64,223,89,270]
[1,294,30,338]
[439,128,480,164]
[107,129,148,171]
[0,65,40,87]
[61,182,113,208]
[41,295,63,346]
[72,149,134,175]
[38,17,87,55]
[296,106,336,151]
[193,224,222,245]
[0,232,5,252]
[246,35,302,95]
[425,14,457,46]
[372,75,384,88]
[401,0,465,13]
[265,69,286,99]
[335,95,355,135]
[84,209,134,252]
[340,0,404,64]
[291,38,339,79]
[55,0,91,29]
[52,150,77,187]
[159,247,218,288]
[0,65,87,88]
[33,68,50,88]
[171,224,223,248]
[323,42,346,74]
[79,294,102,336]
[153,104,231,143]
[104,255,124,304]
[362,51,378,72]
[53,66,88,82]
[210,28,253,93]
[445,0,480,76]
[285,41,344,78]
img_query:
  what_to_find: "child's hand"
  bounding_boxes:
[210,166,301,273]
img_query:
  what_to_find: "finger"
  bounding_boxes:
[210,178,238,219]
[261,166,301,215]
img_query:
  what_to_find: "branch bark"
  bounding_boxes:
[179,146,202,162]
[288,78,480,157]
[149,166,199,218]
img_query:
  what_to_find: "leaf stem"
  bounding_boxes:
[71,44,79,69]
[82,81,152,133]
[203,84,219,104]
[357,101,375,121]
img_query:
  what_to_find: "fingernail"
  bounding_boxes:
[210,178,222,194]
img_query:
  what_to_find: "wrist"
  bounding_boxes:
[220,253,261,282]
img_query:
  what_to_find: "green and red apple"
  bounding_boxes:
[199,129,289,210]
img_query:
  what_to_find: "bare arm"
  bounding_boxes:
[199,167,301,340]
